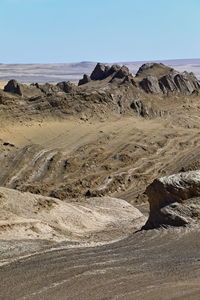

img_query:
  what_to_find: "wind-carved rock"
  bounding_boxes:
[144,171,200,229]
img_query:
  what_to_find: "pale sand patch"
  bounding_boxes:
[0,81,7,89]
[0,187,145,244]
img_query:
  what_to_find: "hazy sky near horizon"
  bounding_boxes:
[1,0,200,63]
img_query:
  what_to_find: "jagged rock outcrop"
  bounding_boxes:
[137,63,200,95]
[4,80,43,97]
[106,64,121,77]
[90,63,110,80]
[79,63,133,85]
[4,80,24,96]
[144,171,200,229]
[78,74,91,86]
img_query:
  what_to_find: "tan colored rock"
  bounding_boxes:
[144,171,200,228]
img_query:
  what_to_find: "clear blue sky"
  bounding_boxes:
[1,0,200,63]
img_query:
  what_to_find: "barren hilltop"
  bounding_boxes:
[1,62,200,299]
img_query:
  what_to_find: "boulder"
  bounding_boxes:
[144,171,200,229]
[78,74,91,86]
[4,80,23,96]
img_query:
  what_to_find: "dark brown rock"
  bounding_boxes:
[78,74,91,86]
[57,81,76,92]
[139,76,161,94]
[106,64,121,77]
[90,63,110,80]
[4,80,23,96]
[112,66,130,79]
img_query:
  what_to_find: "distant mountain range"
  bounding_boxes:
[0,59,200,83]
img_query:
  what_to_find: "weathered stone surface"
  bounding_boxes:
[174,72,200,94]
[33,83,59,95]
[78,74,91,86]
[136,63,172,78]
[144,171,200,228]
[130,99,147,117]
[123,75,137,86]
[139,76,161,94]
[159,73,178,93]
[4,80,23,96]
[89,63,133,82]
[112,66,130,79]
[137,63,200,95]
[90,63,110,80]
[57,81,76,92]
[106,64,121,77]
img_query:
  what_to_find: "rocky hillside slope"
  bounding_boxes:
[1,62,200,204]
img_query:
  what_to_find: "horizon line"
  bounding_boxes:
[1,58,200,65]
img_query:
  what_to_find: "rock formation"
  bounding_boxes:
[144,171,200,228]
[4,79,24,96]
[57,81,76,92]
[139,76,161,94]
[90,63,110,80]
[137,63,200,95]
[79,63,133,85]
[33,83,60,95]
[78,74,91,86]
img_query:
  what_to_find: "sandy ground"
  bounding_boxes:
[0,187,144,250]
[1,100,200,299]
[1,115,200,203]
[1,226,200,300]
[0,81,6,89]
